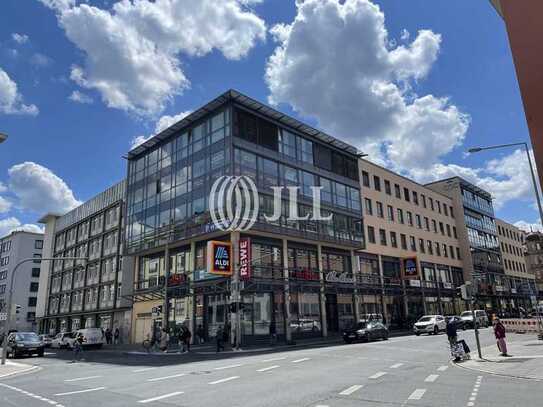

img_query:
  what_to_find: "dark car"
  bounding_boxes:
[445,316,466,331]
[5,332,45,358]
[343,321,389,343]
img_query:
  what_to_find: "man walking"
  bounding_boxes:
[114,327,120,345]
[71,332,84,363]
[494,318,509,357]
[216,326,225,353]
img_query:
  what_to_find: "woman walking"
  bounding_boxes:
[493,318,509,357]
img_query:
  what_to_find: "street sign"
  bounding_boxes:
[460,284,473,301]
[0,312,7,321]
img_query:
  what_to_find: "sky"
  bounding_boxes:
[0,0,540,237]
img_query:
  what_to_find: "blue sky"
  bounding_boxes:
[0,0,538,236]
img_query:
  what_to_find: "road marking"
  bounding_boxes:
[408,389,426,400]
[257,365,280,372]
[437,365,448,371]
[215,364,243,370]
[292,357,310,363]
[262,356,287,362]
[55,387,106,396]
[339,384,363,395]
[147,373,186,382]
[390,363,403,369]
[132,367,157,373]
[369,371,387,379]
[425,374,439,383]
[64,375,102,382]
[209,376,240,385]
[138,391,184,404]
[0,384,65,407]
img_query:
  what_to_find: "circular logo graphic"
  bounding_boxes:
[209,175,259,231]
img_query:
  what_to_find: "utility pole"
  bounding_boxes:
[462,282,482,359]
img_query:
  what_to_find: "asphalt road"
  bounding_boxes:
[1,327,540,407]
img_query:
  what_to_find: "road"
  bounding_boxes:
[1,327,540,407]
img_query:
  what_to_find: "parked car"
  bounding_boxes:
[343,321,389,343]
[38,334,53,347]
[358,313,384,324]
[460,310,489,328]
[5,332,45,358]
[445,315,466,330]
[413,315,446,336]
[75,328,104,348]
[51,332,76,349]
[290,319,321,333]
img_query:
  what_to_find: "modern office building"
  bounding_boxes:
[359,159,465,328]
[36,181,134,341]
[125,89,364,344]
[524,231,543,298]
[0,230,44,332]
[495,219,535,312]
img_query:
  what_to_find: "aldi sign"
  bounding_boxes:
[239,238,251,280]
[403,258,419,279]
[207,241,232,275]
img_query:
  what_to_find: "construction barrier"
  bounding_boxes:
[501,319,543,334]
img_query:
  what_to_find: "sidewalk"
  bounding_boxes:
[458,334,543,380]
[0,360,40,379]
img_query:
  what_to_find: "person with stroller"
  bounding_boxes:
[447,317,470,362]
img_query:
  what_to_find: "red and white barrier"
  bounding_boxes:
[501,319,542,333]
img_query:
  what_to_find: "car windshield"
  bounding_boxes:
[355,322,368,329]
[461,311,472,317]
[15,333,40,341]
[418,316,433,322]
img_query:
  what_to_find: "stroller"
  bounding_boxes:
[450,339,471,362]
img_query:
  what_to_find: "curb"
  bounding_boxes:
[451,359,543,382]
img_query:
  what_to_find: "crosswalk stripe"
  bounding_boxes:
[425,374,439,383]
[339,385,363,395]
[138,391,184,404]
[369,371,387,379]
[257,365,280,372]
[408,389,426,400]
[390,363,403,369]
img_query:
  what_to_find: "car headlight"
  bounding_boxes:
[356,329,366,335]
[16,343,25,347]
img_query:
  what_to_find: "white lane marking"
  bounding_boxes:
[315,405,329,407]
[147,373,186,382]
[209,376,240,385]
[55,387,106,396]
[262,356,287,363]
[425,374,439,383]
[138,391,184,404]
[0,384,65,407]
[408,389,427,400]
[64,375,102,382]
[132,367,157,373]
[292,358,311,363]
[467,403,475,407]
[257,365,280,372]
[214,364,243,370]
[369,371,387,379]
[390,363,403,369]
[437,365,448,371]
[339,384,363,395]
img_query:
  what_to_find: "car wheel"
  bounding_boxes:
[415,333,420,336]
[344,339,352,344]
[433,326,439,335]
[37,350,44,357]
[382,333,389,341]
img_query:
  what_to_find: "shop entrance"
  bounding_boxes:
[325,294,339,332]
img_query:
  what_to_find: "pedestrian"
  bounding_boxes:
[71,332,84,363]
[269,322,277,346]
[216,326,224,352]
[183,325,192,352]
[105,328,112,345]
[114,327,120,345]
[196,324,205,344]
[493,318,509,357]
[446,318,458,347]
[159,328,170,353]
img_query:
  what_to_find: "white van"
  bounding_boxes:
[76,328,104,348]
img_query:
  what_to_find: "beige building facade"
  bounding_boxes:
[496,219,529,279]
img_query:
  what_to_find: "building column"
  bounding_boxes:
[189,241,196,343]
[377,254,390,326]
[163,245,170,330]
[282,239,292,343]
[317,244,327,337]
[230,232,241,348]
[402,280,409,319]
[436,266,444,316]
[351,250,360,323]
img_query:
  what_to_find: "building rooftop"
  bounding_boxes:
[425,176,493,201]
[127,89,361,159]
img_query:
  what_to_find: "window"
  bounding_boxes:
[427,240,433,255]
[394,184,401,198]
[362,171,370,187]
[384,180,391,195]
[416,214,422,229]
[424,217,430,231]
[376,201,384,218]
[387,205,394,222]
[432,219,437,233]
[364,198,373,216]
[419,238,425,253]
[413,191,419,205]
[437,200,442,214]
[29,282,39,292]
[450,245,455,259]
[397,208,404,224]
[367,226,376,244]
[439,222,445,235]
[35,240,43,249]
[400,234,407,250]
[450,206,455,218]
[453,227,458,239]
[33,253,41,264]
[298,138,314,164]
[390,231,398,248]
[429,197,434,211]
[31,268,40,278]
[409,236,416,251]
[407,211,413,226]
[379,229,387,246]
[28,297,37,307]
[0,270,6,280]
[443,244,448,257]
[278,130,296,158]
[421,194,427,208]
[403,187,410,202]
[435,242,441,256]
[443,205,449,216]
[446,224,451,237]
[373,176,381,191]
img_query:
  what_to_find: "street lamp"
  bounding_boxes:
[0,133,7,144]
[1,256,88,365]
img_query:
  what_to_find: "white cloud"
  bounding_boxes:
[0,196,12,213]
[43,0,266,116]
[0,217,44,238]
[130,110,192,149]
[69,90,93,104]
[0,67,39,115]
[514,220,543,233]
[12,33,29,44]
[8,162,81,214]
[265,0,468,173]
[31,53,52,67]
[0,182,6,193]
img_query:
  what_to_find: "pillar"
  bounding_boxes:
[402,280,409,319]
[377,254,390,326]
[230,232,241,348]
[351,250,360,323]
[189,241,196,343]
[317,244,327,337]
[282,239,292,343]
[163,245,170,330]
